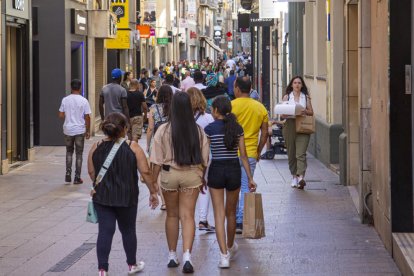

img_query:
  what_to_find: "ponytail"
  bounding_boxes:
[223,113,240,150]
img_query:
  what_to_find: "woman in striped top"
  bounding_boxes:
[204,96,256,269]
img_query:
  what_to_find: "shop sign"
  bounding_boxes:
[136,25,150,38]
[190,31,197,39]
[13,0,24,11]
[142,0,156,23]
[249,13,274,27]
[241,32,251,48]
[105,30,131,49]
[150,28,155,37]
[71,9,88,36]
[110,0,129,29]
[157,38,169,45]
[228,41,233,49]
[109,13,117,36]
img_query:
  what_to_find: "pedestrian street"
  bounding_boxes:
[0,137,399,275]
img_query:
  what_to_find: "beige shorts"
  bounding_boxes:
[160,166,203,191]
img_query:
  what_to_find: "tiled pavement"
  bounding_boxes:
[0,137,400,275]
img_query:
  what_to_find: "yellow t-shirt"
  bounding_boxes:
[232,97,269,159]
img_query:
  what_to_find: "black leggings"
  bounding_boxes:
[94,203,137,271]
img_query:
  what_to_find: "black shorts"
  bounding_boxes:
[207,159,241,191]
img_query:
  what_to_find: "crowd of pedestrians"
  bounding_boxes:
[57,52,314,275]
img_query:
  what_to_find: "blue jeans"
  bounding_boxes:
[236,158,257,224]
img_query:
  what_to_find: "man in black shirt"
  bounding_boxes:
[127,79,147,141]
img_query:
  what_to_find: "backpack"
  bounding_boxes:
[154,105,167,134]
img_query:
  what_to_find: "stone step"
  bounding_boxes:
[393,233,414,276]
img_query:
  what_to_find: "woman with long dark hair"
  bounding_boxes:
[87,113,159,276]
[146,85,173,210]
[205,96,256,268]
[281,76,314,189]
[150,92,210,274]
[121,71,133,90]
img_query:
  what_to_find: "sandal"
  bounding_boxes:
[160,204,167,210]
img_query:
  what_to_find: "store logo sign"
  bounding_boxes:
[13,0,24,11]
[109,14,117,36]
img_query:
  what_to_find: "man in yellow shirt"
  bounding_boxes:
[231,77,268,233]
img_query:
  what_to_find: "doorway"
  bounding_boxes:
[5,25,29,164]
[71,42,85,96]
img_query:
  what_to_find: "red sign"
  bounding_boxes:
[190,31,197,39]
[226,31,232,37]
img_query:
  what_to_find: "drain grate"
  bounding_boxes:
[48,243,95,272]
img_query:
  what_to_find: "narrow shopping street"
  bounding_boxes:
[0,137,399,275]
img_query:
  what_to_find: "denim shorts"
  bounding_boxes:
[207,159,241,191]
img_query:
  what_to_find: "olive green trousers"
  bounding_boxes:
[282,118,311,176]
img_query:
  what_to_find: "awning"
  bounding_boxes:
[204,38,223,53]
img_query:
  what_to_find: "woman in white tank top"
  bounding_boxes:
[280,76,314,189]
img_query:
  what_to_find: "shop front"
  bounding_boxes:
[1,0,33,173]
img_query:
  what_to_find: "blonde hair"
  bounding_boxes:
[187,87,207,114]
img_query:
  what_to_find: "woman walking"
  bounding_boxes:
[145,79,158,109]
[87,112,159,276]
[187,88,215,232]
[281,76,314,189]
[146,85,173,210]
[205,96,256,268]
[121,71,133,90]
[150,92,210,274]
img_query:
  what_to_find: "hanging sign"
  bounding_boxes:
[142,0,156,23]
[110,0,129,29]
[105,30,131,49]
[13,0,24,11]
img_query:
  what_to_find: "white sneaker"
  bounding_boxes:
[128,261,145,274]
[98,269,108,276]
[291,177,298,188]
[167,251,179,268]
[228,241,239,260]
[218,251,230,268]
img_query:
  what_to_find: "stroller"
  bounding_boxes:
[260,123,287,160]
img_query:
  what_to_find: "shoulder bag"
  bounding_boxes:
[86,138,126,223]
[295,95,315,134]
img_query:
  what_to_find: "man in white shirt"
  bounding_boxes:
[164,74,181,94]
[58,79,91,185]
[191,71,207,91]
[180,70,195,92]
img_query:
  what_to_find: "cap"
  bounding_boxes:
[111,68,124,79]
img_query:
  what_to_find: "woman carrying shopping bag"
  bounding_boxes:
[205,96,256,268]
[281,76,314,189]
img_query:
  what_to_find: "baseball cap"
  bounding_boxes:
[111,68,124,79]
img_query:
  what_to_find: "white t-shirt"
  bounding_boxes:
[169,85,181,94]
[195,112,214,130]
[192,83,207,90]
[59,94,92,136]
